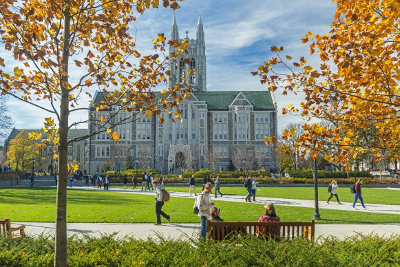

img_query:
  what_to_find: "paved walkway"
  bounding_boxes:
[68,186,400,215]
[9,185,400,241]
[13,222,400,241]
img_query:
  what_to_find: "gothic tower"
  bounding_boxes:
[169,15,207,92]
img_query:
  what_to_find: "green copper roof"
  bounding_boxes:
[192,91,275,110]
[93,91,275,110]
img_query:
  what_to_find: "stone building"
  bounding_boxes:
[87,16,278,174]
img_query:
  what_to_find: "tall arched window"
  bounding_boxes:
[190,58,196,83]
[179,58,184,83]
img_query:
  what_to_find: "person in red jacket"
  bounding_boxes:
[256,202,281,236]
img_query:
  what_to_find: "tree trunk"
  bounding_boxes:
[54,5,70,267]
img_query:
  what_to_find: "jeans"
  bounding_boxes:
[200,216,208,238]
[69,180,73,188]
[251,189,256,197]
[104,183,109,190]
[246,187,252,197]
[353,194,365,208]
[215,188,223,198]
[156,201,170,224]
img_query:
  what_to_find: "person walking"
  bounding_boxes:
[327,179,341,204]
[353,178,366,210]
[152,180,170,225]
[132,175,137,190]
[104,175,109,190]
[244,175,253,202]
[158,173,166,185]
[251,176,258,202]
[97,175,103,189]
[142,172,148,191]
[189,174,197,196]
[123,175,128,190]
[214,176,223,198]
[149,174,154,190]
[54,172,58,186]
[198,182,215,238]
[69,176,73,188]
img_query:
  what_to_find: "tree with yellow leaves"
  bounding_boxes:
[254,0,400,170]
[6,130,43,171]
[0,0,191,265]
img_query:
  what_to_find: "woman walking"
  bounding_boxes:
[123,175,128,190]
[353,178,366,210]
[214,176,223,198]
[327,179,341,204]
[251,176,258,202]
[132,175,137,190]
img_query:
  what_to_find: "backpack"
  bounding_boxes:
[193,194,203,214]
[328,185,332,193]
[246,178,252,187]
[161,189,170,202]
[350,184,356,194]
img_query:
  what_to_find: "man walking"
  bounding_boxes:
[189,174,197,196]
[104,175,109,190]
[152,179,170,225]
[198,182,215,238]
[142,171,148,191]
[245,175,252,202]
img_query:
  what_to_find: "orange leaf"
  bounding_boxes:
[111,132,120,142]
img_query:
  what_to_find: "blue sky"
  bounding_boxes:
[2,0,336,136]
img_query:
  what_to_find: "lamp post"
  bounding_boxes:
[31,157,36,187]
[135,159,139,180]
[244,159,247,178]
[312,140,322,220]
[8,160,12,186]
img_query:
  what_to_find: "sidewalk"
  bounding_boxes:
[68,186,400,215]
[13,222,400,241]
[9,186,400,241]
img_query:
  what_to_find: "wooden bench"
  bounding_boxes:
[0,218,26,240]
[207,220,315,242]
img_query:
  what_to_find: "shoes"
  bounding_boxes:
[167,217,171,223]
[353,207,357,210]
[327,201,329,204]
[220,195,223,197]
[363,207,367,210]
[338,202,342,205]
[154,223,161,225]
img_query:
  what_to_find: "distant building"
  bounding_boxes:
[87,16,278,174]
[3,128,88,173]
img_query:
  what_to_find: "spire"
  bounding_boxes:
[196,14,204,44]
[170,14,180,40]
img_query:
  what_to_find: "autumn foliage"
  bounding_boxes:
[254,0,400,168]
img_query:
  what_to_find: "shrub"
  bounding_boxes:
[0,233,399,266]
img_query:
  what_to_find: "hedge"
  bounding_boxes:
[107,176,399,185]
[287,169,373,178]
[1,233,399,266]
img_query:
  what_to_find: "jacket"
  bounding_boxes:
[251,180,258,189]
[214,179,220,190]
[355,183,362,195]
[331,183,338,194]
[155,184,165,202]
[197,192,213,219]
[189,177,196,185]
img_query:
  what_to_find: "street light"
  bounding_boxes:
[31,157,35,187]
[8,160,12,186]
[312,140,322,220]
[135,159,139,180]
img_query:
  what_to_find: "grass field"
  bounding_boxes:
[163,186,400,205]
[1,187,400,224]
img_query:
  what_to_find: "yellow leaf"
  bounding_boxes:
[111,132,120,142]
[286,55,292,60]
[14,67,24,77]
[288,103,293,108]
[145,110,152,118]
[99,116,106,122]
[0,57,4,67]
[290,128,296,134]
[161,89,167,94]
[107,129,112,134]
[174,112,180,118]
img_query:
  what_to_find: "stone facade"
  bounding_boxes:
[87,16,278,174]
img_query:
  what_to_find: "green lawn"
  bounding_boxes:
[164,186,400,205]
[1,187,400,224]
